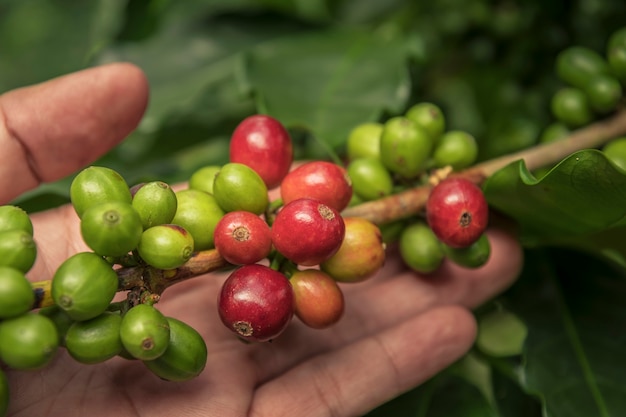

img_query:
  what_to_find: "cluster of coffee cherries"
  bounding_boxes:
[0,108,491,414]
[543,26,626,144]
[345,102,490,274]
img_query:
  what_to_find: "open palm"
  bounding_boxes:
[0,64,523,417]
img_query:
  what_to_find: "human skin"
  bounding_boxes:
[0,64,523,417]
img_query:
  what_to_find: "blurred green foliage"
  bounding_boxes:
[2,1,626,416]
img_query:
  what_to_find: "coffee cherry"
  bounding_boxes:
[0,368,8,417]
[432,130,478,170]
[380,116,433,178]
[602,137,626,171]
[137,224,195,270]
[405,102,446,143]
[0,230,37,273]
[608,45,626,84]
[213,163,269,215]
[347,158,393,201]
[64,312,123,364]
[608,28,626,83]
[0,205,33,235]
[280,161,353,212]
[213,211,272,265]
[143,317,208,381]
[38,305,74,347]
[131,181,178,229]
[346,122,383,161]
[70,166,132,218]
[218,264,294,342]
[584,74,622,114]
[51,252,119,321]
[120,304,171,361]
[80,201,143,257]
[0,267,35,319]
[426,177,489,248]
[539,122,570,144]
[272,198,345,266]
[171,189,224,250]
[0,313,59,370]
[442,233,491,269]
[230,114,293,189]
[320,217,385,282]
[399,222,445,274]
[556,46,610,90]
[290,269,344,329]
[550,87,593,128]
[189,165,221,194]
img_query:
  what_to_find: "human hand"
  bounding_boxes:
[0,64,524,417]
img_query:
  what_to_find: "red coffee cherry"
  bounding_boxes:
[280,161,353,212]
[272,198,345,266]
[213,211,272,265]
[229,115,293,190]
[426,177,488,248]
[290,269,345,329]
[218,264,294,342]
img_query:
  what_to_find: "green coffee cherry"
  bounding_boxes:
[584,74,622,114]
[0,267,34,319]
[608,28,626,82]
[539,122,570,144]
[143,317,207,381]
[171,189,225,250]
[602,137,626,171]
[189,165,222,194]
[131,181,178,230]
[432,130,478,170]
[399,222,445,274]
[80,201,143,257]
[0,367,8,417]
[137,224,195,270]
[212,163,269,214]
[405,102,446,144]
[443,233,491,269]
[347,158,394,201]
[38,305,75,346]
[0,313,59,370]
[120,304,170,361]
[65,312,123,364]
[346,123,383,161]
[556,46,610,89]
[70,166,132,218]
[51,252,118,321]
[608,45,626,84]
[380,116,433,178]
[0,229,37,273]
[0,205,33,235]
[550,87,593,128]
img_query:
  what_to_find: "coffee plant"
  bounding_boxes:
[2,1,626,416]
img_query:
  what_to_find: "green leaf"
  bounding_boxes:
[483,150,626,240]
[0,0,126,92]
[503,248,626,417]
[245,28,411,153]
[491,369,543,417]
[366,369,498,417]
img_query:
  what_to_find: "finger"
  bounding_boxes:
[0,62,149,203]
[250,226,522,381]
[250,305,476,417]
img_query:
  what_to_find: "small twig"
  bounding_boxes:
[342,109,626,224]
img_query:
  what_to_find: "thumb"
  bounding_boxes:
[0,62,149,204]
